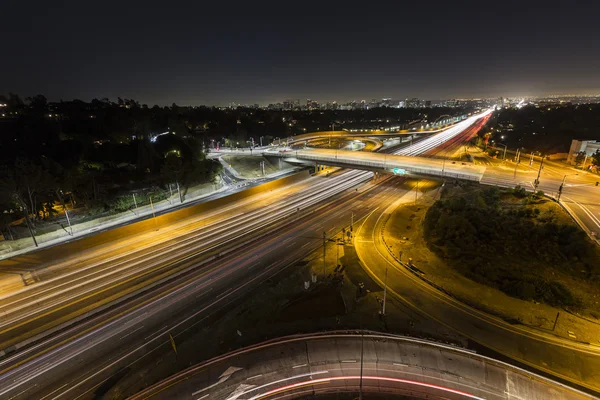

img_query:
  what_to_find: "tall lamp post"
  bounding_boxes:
[557,173,578,202]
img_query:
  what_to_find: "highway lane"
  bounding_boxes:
[0,175,413,399]
[0,171,372,352]
[394,109,493,156]
[353,190,600,394]
[129,333,593,400]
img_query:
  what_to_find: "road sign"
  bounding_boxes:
[393,168,406,175]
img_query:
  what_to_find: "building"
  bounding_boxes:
[567,139,600,164]
[405,98,421,108]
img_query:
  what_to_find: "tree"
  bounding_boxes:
[574,151,586,166]
[161,154,187,203]
[591,149,600,168]
[13,158,54,221]
[0,165,39,246]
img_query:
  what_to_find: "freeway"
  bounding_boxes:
[0,170,370,352]
[0,107,557,398]
[131,332,593,400]
[0,172,418,399]
[265,110,494,182]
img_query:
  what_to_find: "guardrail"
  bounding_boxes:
[271,152,484,182]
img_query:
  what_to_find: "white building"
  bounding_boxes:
[567,139,600,164]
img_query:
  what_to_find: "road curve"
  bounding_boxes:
[129,331,594,400]
[354,194,600,394]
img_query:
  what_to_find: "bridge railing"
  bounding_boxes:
[276,152,483,181]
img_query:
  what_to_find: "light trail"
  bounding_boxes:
[0,109,493,399]
[394,109,493,156]
[251,375,487,400]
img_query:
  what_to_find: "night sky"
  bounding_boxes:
[2,1,600,106]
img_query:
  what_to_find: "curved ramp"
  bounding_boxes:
[130,332,594,400]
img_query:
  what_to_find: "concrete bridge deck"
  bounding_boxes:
[266,148,487,182]
[130,332,594,400]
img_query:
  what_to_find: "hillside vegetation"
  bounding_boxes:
[423,185,600,308]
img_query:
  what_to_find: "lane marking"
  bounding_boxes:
[120,326,144,341]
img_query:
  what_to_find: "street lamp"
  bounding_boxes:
[557,173,578,202]
[499,143,507,160]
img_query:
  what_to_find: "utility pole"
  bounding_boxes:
[322,231,327,277]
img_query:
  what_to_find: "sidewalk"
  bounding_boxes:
[0,166,300,260]
[0,181,228,260]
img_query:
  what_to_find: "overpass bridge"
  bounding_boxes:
[265,148,487,182]
[130,332,594,400]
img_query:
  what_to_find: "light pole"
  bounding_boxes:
[499,143,507,160]
[512,148,521,179]
[557,173,578,202]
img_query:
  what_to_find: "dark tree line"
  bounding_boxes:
[478,104,600,155]
[0,93,469,240]
[0,94,223,240]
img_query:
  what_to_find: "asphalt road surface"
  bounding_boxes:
[129,332,594,400]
